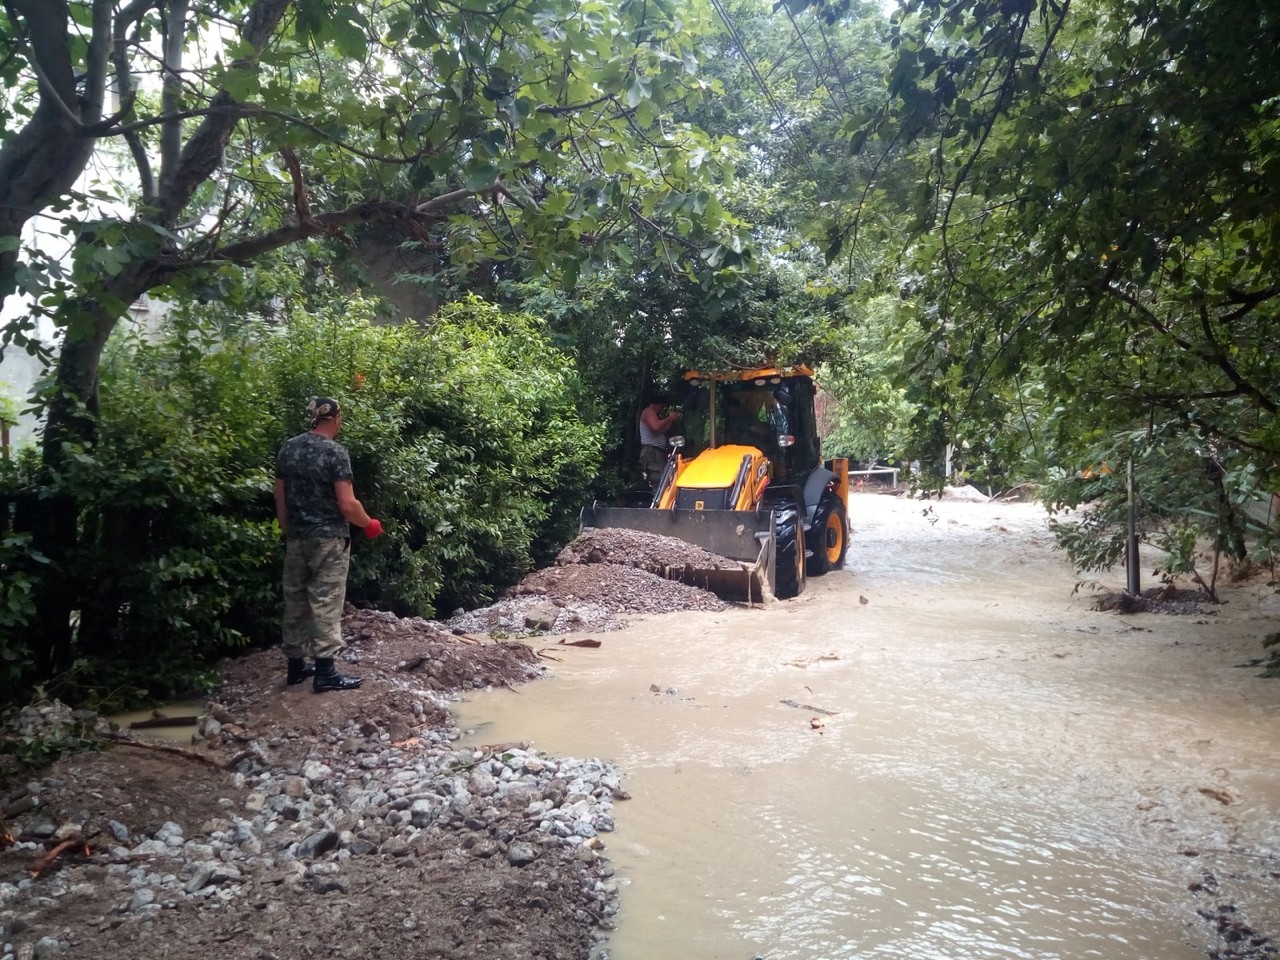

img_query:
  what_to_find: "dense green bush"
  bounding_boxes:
[0,317,279,709]
[58,316,282,703]
[1040,426,1275,594]
[0,290,602,711]
[258,293,603,615]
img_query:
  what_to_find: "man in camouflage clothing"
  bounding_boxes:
[274,397,384,692]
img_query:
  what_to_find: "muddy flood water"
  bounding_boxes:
[456,492,1280,960]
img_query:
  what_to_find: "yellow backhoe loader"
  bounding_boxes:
[580,366,850,601]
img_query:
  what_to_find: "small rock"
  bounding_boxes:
[198,716,222,739]
[506,842,538,867]
[208,864,243,885]
[468,771,498,797]
[523,602,561,631]
[296,830,340,860]
[183,866,213,895]
[300,761,332,784]
[380,837,411,857]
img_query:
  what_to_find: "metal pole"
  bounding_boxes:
[1126,459,1141,595]
[708,383,718,449]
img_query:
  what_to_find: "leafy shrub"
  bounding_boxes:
[1042,426,1275,592]
[1,284,601,711]
[56,316,283,700]
[0,531,42,692]
[258,293,603,615]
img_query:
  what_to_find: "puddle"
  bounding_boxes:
[108,700,204,745]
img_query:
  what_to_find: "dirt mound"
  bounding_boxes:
[555,527,747,574]
[207,608,542,760]
[1094,586,1220,616]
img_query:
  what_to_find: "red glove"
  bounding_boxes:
[363,518,384,539]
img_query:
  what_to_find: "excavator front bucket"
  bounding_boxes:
[578,504,777,603]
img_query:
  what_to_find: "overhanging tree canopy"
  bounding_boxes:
[0,0,745,678]
[845,0,1280,487]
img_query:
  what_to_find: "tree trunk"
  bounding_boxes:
[15,292,131,680]
[3,0,297,687]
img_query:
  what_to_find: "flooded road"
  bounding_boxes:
[456,493,1280,959]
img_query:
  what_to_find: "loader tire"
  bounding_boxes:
[773,497,807,600]
[807,494,849,576]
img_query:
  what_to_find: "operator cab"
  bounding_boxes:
[678,368,822,483]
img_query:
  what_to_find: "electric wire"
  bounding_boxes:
[706,0,821,184]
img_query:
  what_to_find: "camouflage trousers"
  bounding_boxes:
[281,537,350,660]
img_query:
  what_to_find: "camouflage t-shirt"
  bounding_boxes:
[275,431,355,539]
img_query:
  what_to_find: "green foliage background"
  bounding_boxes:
[0,286,599,710]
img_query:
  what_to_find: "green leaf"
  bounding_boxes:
[625,75,652,108]
[464,166,498,191]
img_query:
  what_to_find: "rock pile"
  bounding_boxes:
[446,528,733,636]
[1,699,624,960]
[554,527,746,574]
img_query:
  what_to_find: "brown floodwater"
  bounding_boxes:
[456,492,1280,960]
[108,700,204,744]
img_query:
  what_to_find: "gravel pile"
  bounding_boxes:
[444,595,639,637]
[555,528,747,574]
[1,700,623,960]
[446,529,733,636]
[511,564,727,615]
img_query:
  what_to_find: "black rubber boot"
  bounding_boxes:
[286,658,315,686]
[313,657,363,693]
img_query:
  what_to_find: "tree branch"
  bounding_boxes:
[1220,285,1280,322]
[202,191,481,265]
[152,0,291,226]
[80,0,114,125]
[111,0,157,202]
[1104,282,1278,416]
[160,0,189,180]
[1197,302,1277,414]
[5,0,83,127]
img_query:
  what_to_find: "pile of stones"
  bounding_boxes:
[1,702,624,959]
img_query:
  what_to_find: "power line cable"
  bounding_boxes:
[706,0,821,183]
